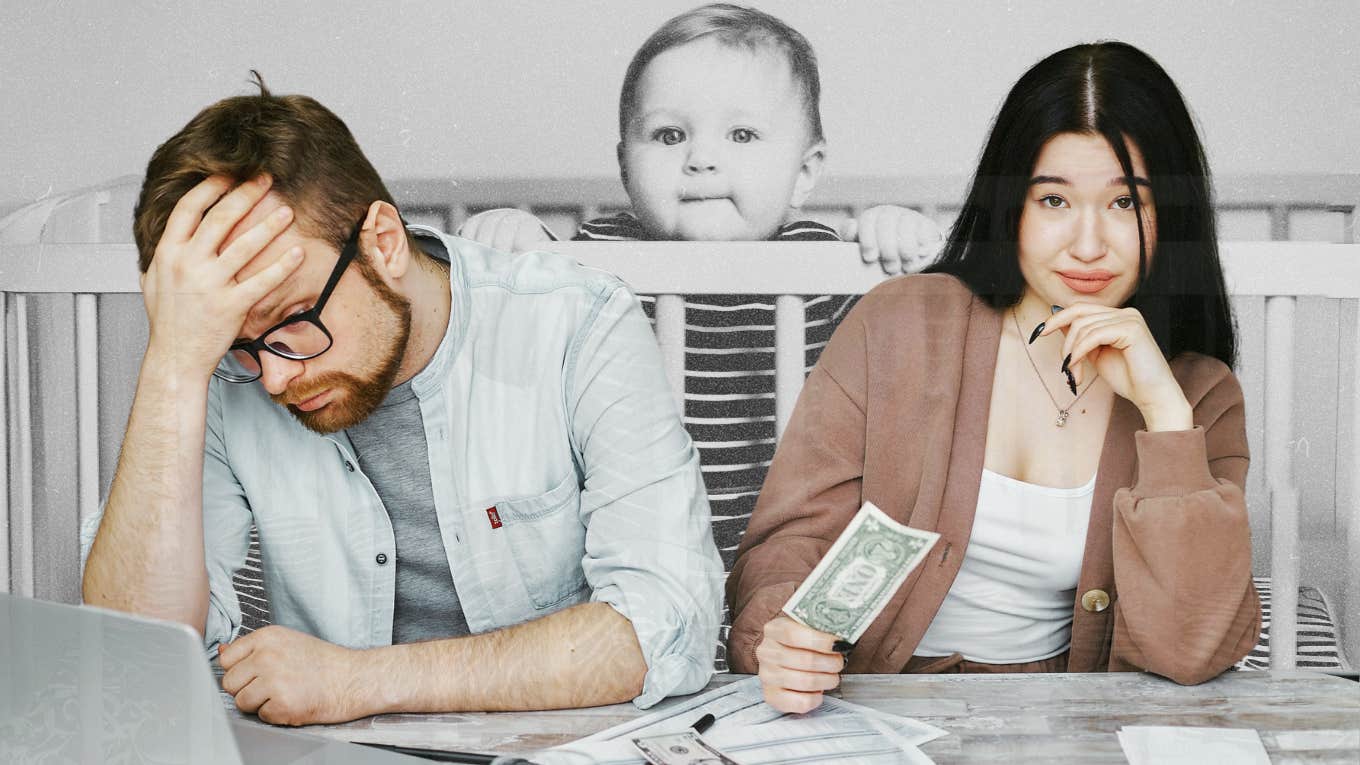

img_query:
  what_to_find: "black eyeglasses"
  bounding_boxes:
[214,218,364,383]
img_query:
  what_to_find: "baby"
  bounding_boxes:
[460,5,941,669]
[461,2,941,269]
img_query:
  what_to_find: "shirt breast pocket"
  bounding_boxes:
[494,473,588,610]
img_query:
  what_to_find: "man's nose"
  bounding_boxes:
[258,353,305,396]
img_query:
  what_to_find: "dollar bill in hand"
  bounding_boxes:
[783,501,940,643]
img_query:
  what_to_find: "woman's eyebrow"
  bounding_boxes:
[1109,175,1152,187]
[1027,175,1152,187]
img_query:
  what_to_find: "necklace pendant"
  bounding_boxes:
[1056,410,1070,427]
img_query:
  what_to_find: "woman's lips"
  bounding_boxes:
[1058,270,1115,294]
[294,389,331,412]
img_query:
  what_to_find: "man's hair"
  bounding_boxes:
[132,72,407,273]
[618,3,824,144]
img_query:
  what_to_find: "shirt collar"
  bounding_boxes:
[405,224,470,399]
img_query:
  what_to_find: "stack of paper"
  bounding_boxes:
[531,676,945,764]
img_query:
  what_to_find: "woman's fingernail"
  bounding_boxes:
[1061,353,1071,374]
[1065,369,1078,396]
[1028,322,1045,344]
[832,640,854,655]
[1051,304,1063,314]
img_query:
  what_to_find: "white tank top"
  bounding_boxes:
[914,468,1095,663]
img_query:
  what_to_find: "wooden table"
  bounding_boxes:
[225,671,1359,763]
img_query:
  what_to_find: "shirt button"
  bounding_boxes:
[1081,589,1111,613]
[345,461,355,472]
[376,553,388,565]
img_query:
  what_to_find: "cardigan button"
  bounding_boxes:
[375,553,389,565]
[1081,589,1111,613]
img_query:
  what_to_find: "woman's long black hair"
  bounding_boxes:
[925,41,1236,367]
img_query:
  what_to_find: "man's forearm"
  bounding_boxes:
[82,350,211,632]
[361,602,649,713]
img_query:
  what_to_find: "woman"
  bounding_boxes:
[726,41,1260,713]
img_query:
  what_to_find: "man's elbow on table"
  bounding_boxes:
[80,553,211,639]
[580,601,650,705]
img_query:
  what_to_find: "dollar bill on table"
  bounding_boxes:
[631,731,739,765]
[784,501,940,643]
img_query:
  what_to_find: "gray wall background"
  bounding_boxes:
[3,0,1359,208]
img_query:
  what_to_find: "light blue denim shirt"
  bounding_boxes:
[81,226,724,708]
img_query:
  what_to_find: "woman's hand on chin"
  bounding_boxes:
[755,615,846,714]
[1041,304,1193,431]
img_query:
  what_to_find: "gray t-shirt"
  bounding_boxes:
[347,379,470,643]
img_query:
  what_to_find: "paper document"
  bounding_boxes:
[532,676,944,765]
[1117,726,1271,765]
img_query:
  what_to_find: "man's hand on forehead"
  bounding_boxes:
[222,189,291,253]
[139,174,306,378]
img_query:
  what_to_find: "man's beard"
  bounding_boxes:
[272,269,413,434]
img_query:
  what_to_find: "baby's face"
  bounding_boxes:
[620,38,820,241]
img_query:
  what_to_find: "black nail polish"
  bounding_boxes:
[1065,369,1078,396]
[832,640,855,656]
[1051,304,1063,314]
[1061,353,1071,374]
[1028,322,1045,344]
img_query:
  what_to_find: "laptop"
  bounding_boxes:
[0,592,444,763]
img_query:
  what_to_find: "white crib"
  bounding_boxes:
[1,175,1357,672]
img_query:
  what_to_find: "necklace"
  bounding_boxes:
[1012,307,1098,427]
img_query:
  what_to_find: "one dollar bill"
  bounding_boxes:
[783,502,940,643]
[632,731,740,765]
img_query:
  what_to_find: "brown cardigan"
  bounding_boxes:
[727,274,1260,684]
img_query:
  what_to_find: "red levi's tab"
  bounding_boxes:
[486,506,502,529]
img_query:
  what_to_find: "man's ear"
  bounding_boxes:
[616,141,629,189]
[361,201,410,281]
[789,140,827,210]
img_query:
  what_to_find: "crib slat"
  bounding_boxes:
[1271,487,1300,669]
[773,295,804,440]
[1270,205,1290,241]
[0,292,8,593]
[653,294,685,406]
[10,294,34,597]
[76,294,99,531]
[1348,303,1360,668]
[1265,295,1298,669]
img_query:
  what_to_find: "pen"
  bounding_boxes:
[355,741,536,763]
[690,712,716,735]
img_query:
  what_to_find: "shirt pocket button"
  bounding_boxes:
[376,553,389,565]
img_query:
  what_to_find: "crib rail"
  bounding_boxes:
[390,174,1359,244]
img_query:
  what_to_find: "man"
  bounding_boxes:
[79,79,723,725]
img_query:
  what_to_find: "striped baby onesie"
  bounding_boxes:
[574,212,855,572]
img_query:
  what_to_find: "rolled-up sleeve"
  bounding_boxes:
[566,285,724,708]
[80,380,255,653]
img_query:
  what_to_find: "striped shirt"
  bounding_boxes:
[574,212,856,574]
